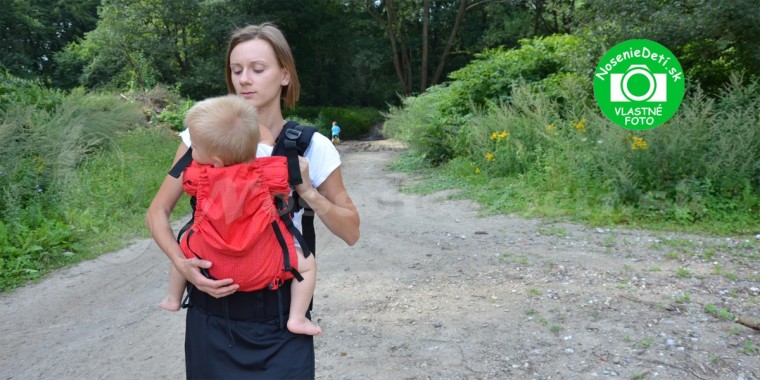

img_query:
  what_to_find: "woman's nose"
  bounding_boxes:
[239,69,252,84]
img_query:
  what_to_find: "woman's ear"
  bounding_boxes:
[281,70,291,86]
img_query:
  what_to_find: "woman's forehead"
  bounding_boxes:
[230,39,277,65]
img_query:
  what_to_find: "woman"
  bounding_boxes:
[146,23,360,378]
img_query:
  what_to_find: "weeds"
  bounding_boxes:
[704,304,735,321]
[741,340,758,356]
[676,268,693,279]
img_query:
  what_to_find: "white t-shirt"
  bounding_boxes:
[178,127,341,245]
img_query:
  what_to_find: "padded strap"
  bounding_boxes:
[168,147,194,178]
[271,221,304,282]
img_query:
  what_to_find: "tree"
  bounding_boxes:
[576,0,760,92]
[57,0,203,91]
[365,0,472,95]
[0,0,99,80]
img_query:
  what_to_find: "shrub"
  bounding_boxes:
[0,70,65,113]
[0,83,146,290]
[285,106,383,138]
[385,34,594,165]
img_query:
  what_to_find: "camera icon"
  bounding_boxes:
[610,64,667,102]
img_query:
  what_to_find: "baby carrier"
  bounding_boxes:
[168,122,318,292]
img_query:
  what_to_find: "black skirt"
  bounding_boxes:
[184,281,315,379]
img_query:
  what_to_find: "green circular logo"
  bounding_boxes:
[593,39,684,130]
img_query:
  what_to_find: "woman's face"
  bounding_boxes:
[229,39,290,111]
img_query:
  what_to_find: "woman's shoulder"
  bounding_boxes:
[305,132,338,161]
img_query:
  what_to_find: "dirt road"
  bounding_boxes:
[1,140,758,379]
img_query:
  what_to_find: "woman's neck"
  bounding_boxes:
[256,104,285,145]
[258,107,285,138]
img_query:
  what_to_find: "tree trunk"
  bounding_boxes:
[383,0,409,94]
[420,0,430,92]
[431,0,467,86]
[533,0,544,35]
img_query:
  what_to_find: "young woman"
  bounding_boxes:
[146,23,360,379]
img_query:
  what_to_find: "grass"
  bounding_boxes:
[389,152,760,237]
[742,340,758,356]
[62,126,190,255]
[0,126,189,291]
[674,293,691,304]
[704,304,735,321]
[676,268,693,279]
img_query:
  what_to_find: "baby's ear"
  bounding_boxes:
[211,156,226,168]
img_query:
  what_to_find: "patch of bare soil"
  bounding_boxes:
[1,139,758,379]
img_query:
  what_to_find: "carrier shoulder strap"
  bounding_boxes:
[168,147,196,243]
[272,121,317,184]
[168,147,194,178]
[272,121,318,255]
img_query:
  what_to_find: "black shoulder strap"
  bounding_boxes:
[168,147,193,178]
[168,146,196,244]
[272,121,317,185]
[272,121,318,255]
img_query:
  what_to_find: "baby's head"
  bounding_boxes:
[185,95,259,167]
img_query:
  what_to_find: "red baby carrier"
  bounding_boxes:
[167,122,317,292]
[180,157,304,291]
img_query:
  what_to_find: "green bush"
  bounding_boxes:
[0,70,65,113]
[0,82,147,290]
[445,34,591,116]
[385,34,594,165]
[285,106,383,138]
[460,75,759,227]
[384,85,458,165]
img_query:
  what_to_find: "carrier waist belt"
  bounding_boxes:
[189,280,292,322]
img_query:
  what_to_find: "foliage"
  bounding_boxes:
[0,71,65,113]
[0,77,150,291]
[0,0,99,79]
[384,85,458,165]
[151,98,195,132]
[387,39,760,231]
[446,34,591,116]
[385,34,593,164]
[285,106,383,138]
[576,0,760,93]
[61,126,191,255]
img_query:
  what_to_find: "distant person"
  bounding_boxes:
[158,94,321,337]
[331,120,341,144]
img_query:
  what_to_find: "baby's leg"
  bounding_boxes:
[159,264,186,312]
[287,248,322,335]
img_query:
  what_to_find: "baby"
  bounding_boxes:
[159,95,321,336]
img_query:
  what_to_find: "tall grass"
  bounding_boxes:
[386,74,760,233]
[0,74,190,291]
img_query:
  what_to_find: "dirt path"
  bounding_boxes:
[1,140,758,379]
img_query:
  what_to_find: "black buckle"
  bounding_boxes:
[285,128,302,140]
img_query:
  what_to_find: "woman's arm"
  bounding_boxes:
[145,143,239,297]
[295,157,360,246]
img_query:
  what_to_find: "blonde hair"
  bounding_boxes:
[185,95,259,166]
[225,23,300,109]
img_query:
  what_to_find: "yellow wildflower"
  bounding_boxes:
[631,136,648,151]
[485,152,495,162]
[33,155,46,172]
[490,130,509,141]
[572,119,586,133]
[545,124,557,134]
[475,168,481,174]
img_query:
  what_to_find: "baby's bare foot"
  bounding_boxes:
[287,317,323,336]
[159,297,181,312]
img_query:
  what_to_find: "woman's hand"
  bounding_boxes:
[294,156,315,197]
[293,156,360,246]
[174,257,239,298]
[146,142,241,299]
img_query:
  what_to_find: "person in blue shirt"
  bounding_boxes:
[331,121,341,144]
